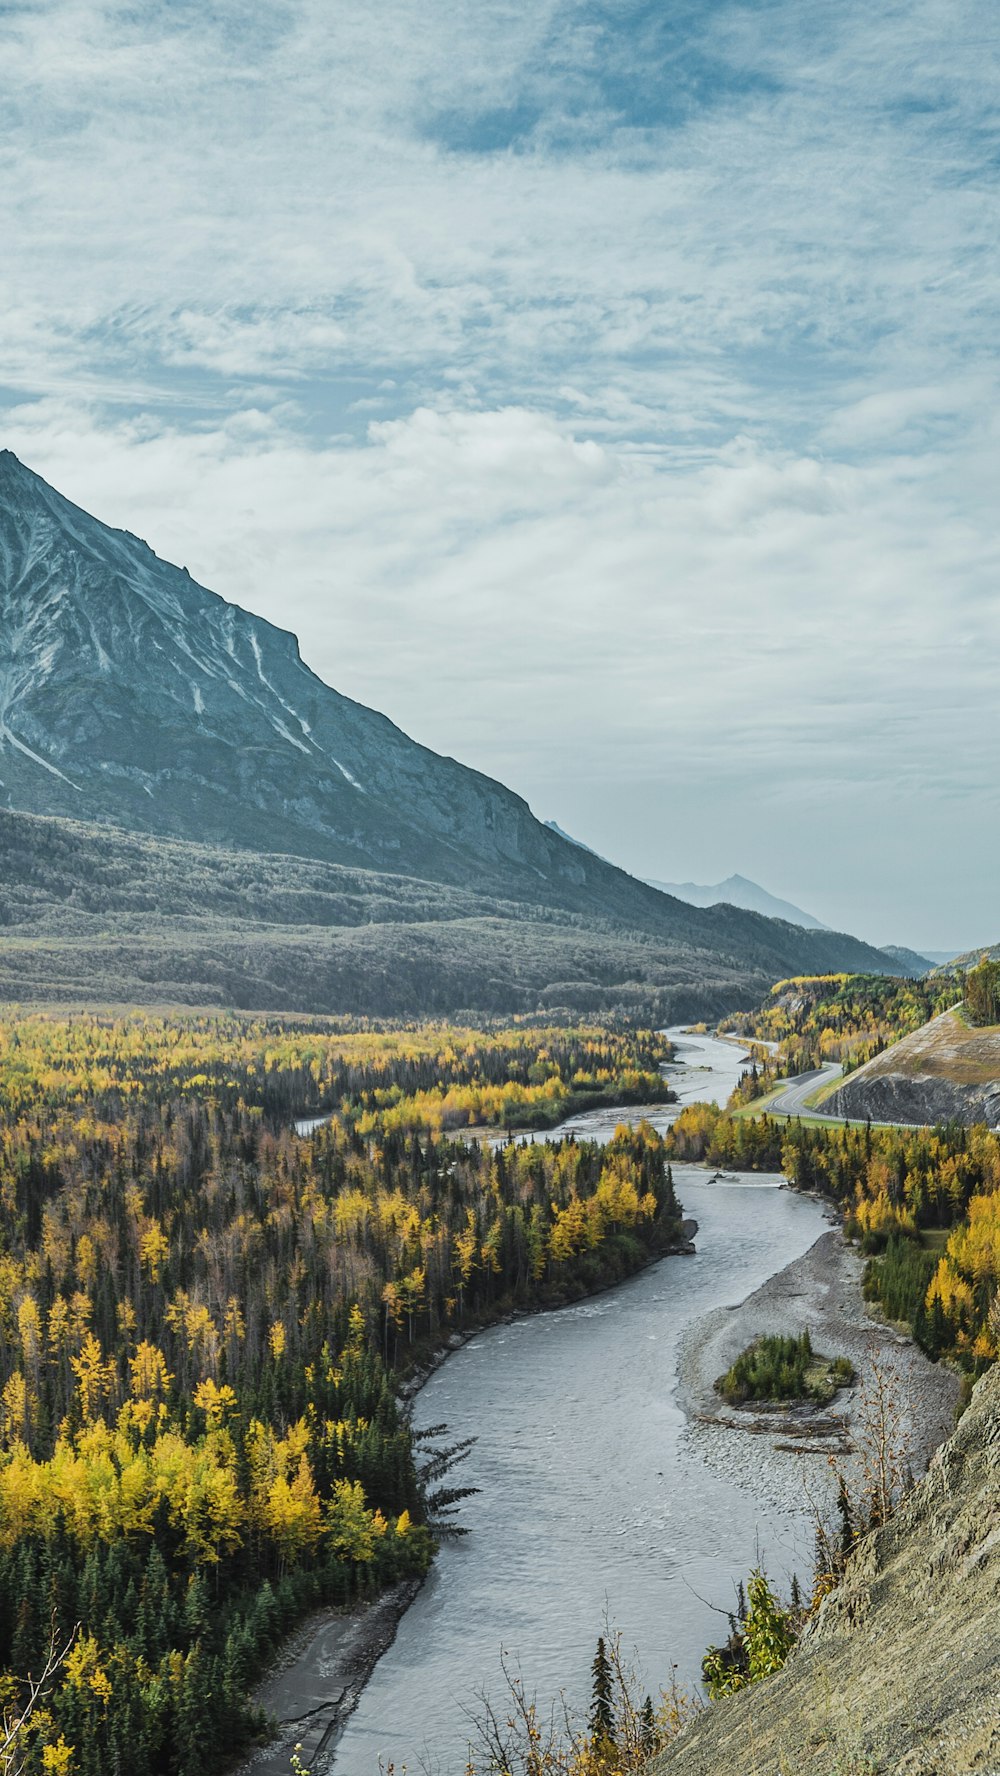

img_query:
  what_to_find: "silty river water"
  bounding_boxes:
[332,1030,830,1774]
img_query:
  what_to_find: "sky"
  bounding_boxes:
[2,0,999,951]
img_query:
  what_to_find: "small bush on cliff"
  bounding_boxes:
[702,1568,800,1698]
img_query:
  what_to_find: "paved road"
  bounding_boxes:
[761,1062,926,1129]
[763,1061,848,1120]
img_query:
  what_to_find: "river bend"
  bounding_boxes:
[332,1031,830,1774]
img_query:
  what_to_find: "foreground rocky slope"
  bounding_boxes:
[828,1009,1000,1127]
[653,1361,1000,1776]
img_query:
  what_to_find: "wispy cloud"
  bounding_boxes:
[2,0,999,944]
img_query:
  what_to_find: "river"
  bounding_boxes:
[331,1031,831,1775]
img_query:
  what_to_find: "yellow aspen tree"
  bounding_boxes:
[193,1377,238,1426]
[70,1334,117,1423]
[139,1220,170,1286]
[129,1342,173,1401]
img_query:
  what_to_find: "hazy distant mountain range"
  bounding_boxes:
[880,943,937,975]
[0,452,912,1014]
[646,872,827,930]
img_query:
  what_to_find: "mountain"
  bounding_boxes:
[0,452,908,1014]
[0,448,589,899]
[542,819,602,857]
[931,943,1000,971]
[879,943,934,975]
[647,872,827,930]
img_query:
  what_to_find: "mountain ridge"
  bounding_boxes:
[646,870,827,930]
[0,452,908,1012]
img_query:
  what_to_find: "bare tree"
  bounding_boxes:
[809,1354,914,1608]
[853,1356,912,1530]
[1,1624,77,1776]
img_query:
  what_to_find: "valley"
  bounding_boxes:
[0,462,997,1776]
[4,4,997,1773]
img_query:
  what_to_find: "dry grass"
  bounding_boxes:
[858,1009,1000,1086]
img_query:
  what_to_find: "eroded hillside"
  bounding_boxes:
[828,1008,1000,1127]
[653,1361,1000,1775]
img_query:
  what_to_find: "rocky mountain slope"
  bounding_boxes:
[0,449,584,897]
[879,941,934,975]
[653,1360,1000,1775]
[0,452,906,1012]
[828,1008,1000,1127]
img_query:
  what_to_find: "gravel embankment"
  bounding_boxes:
[678,1226,960,1514]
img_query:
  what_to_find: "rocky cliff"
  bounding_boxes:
[652,1362,1000,1775]
[828,1009,1000,1128]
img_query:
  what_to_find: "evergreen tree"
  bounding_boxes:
[590,1636,614,1742]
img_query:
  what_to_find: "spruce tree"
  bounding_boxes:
[590,1635,614,1742]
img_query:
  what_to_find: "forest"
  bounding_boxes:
[965,957,1000,1027]
[0,807,905,1022]
[721,971,961,1102]
[0,1013,683,1774]
[714,1332,853,1406]
[665,1102,999,1370]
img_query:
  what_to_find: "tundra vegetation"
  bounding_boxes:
[0,1012,681,1775]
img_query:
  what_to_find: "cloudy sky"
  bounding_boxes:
[3,0,998,949]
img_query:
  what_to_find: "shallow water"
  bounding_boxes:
[332,1032,828,1775]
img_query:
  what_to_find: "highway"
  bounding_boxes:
[757,1060,927,1130]
[757,1060,849,1121]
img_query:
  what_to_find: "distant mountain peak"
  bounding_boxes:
[646,872,827,931]
[542,819,602,858]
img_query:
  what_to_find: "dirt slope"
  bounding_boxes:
[828,1008,1000,1127]
[651,1361,1000,1775]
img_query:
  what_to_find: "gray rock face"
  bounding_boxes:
[0,449,582,892]
[828,1010,1000,1129]
[829,1072,1000,1127]
[653,1362,1000,1775]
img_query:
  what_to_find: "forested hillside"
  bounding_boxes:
[0,808,906,1019]
[665,1103,999,1372]
[720,971,960,1106]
